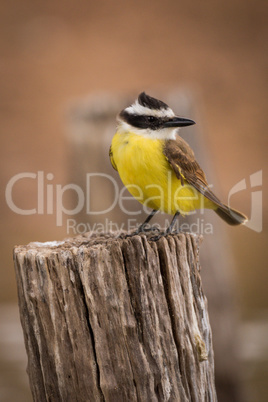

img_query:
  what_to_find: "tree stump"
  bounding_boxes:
[14,232,217,402]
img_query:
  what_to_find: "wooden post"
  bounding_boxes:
[14,232,216,402]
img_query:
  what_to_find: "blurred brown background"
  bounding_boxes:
[0,0,267,401]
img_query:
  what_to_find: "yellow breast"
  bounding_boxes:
[111,131,210,215]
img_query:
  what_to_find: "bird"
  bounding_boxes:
[109,92,247,239]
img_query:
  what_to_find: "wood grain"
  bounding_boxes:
[14,232,217,401]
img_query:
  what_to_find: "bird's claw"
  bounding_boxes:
[123,225,160,239]
[143,225,160,233]
[149,228,181,241]
[149,231,165,241]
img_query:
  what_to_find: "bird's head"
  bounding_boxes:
[117,92,195,139]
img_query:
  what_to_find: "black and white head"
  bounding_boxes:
[117,92,195,139]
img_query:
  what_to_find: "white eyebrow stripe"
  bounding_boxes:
[125,101,175,118]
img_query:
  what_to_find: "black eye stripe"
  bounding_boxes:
[119,111,162,130]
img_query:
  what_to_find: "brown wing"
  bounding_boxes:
[109,146,118,171]
[163,138,223,207]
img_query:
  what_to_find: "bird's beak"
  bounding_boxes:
[163,116,196,128]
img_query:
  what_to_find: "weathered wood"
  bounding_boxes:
[14,232,217,402]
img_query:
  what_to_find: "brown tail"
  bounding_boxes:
[215,204,248,226]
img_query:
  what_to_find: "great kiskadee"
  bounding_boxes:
[109,92,247,237]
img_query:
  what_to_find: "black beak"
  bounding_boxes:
[163,116,196,128]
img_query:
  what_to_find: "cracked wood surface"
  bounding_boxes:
[14,232,217,402]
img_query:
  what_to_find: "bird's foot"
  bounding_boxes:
[123,225,160,239]
[141,225,160,233]
[149,231,165,242]
[149,235,162,242]
[149,228,181,242]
